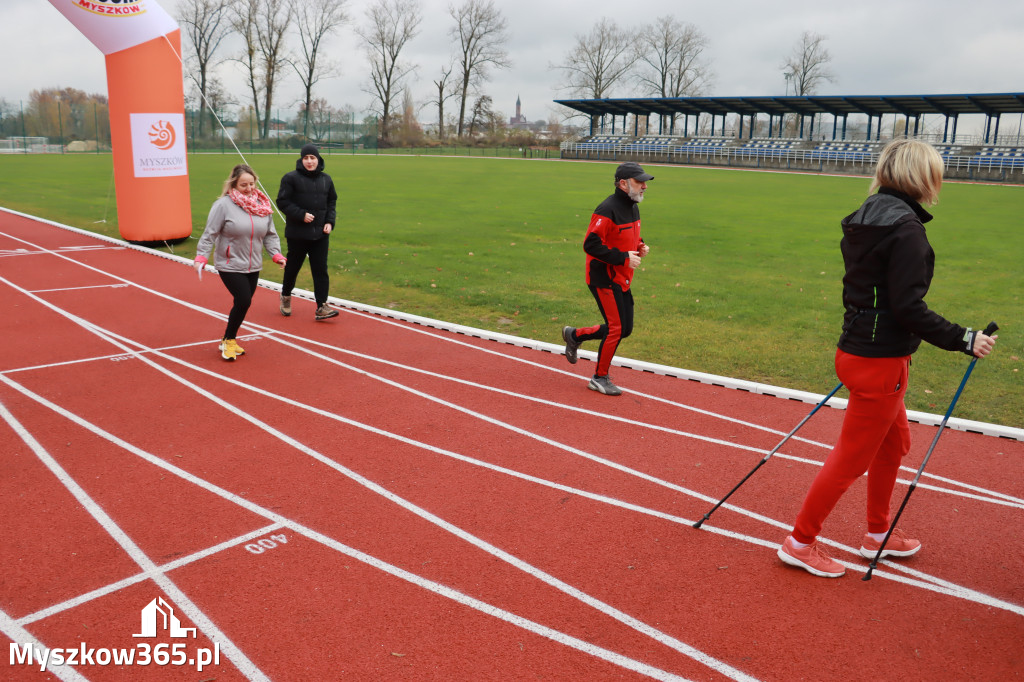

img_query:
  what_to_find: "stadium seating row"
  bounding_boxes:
[569,135,1024,167]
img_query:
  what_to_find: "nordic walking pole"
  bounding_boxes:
[863,321,999,581]
[693,381,844,529]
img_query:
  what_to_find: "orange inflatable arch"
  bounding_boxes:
[47,0,191,243]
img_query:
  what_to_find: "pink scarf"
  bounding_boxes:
[229,188,273,217]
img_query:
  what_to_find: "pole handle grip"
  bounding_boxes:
[982,321,999,336]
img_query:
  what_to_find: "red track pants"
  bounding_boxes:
[791,349,912,544]
[572,284,634,377]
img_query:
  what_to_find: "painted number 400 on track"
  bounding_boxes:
[246,534,288,554]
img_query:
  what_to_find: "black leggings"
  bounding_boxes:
[219,271,260,340]
[281,236,330,305]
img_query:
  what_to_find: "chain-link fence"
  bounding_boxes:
[0,99,566,158]
[185,107,379,154]
[0,99,110,153]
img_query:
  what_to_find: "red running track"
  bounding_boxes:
[1,211,1022,681]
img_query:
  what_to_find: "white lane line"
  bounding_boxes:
[338,308,1024,506]
[0,398,270,682]
[0,245,123,258]
[1,607,90,680]
[55,311,1024,615]
[3,273,1021,607]
[0,376,709,682]
[15,523,284,627]
[252,322,1024,510]
[30,284,130,293]
[3,299,1021,510]
[0,225,827,451]
[0,248,124,260]
[1,334,269,376]
[344,307,838,448]
[1,228,1019,507]
[66,326,753,682]
[3,219,1021,446]
[3,259,752,681]
[2,240,1021,541]
[5,360,1021,630]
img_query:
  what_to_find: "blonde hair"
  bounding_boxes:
[870,139,944,205]
[221,164,259,196]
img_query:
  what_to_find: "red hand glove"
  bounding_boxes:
[272,253,287,266]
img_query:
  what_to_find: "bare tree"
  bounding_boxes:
[393,89,424,145]
[254,0,293,140]
[299,97,348,142]
[425,62,459,141]
[782,30,836,96]
[356,0,422,145]
[230,0,263,138]
[554,18,636,102]
[229,0,292,140]
[178,0,231,138]
[0,98,18,137]
[188,76,235,138]
[466,94,492,138]
[635,16,711,131]
[292,0,350,139]
[448,0,510,138]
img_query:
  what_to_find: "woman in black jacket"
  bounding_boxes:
[277,144,339,320]
[778,139,997,578]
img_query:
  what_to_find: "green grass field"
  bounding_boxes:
[1,152,1021,427]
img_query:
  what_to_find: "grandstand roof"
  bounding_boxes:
[554,93,1024,120]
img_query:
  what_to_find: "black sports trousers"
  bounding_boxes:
[281,236,330,306]
[219,271,260,340]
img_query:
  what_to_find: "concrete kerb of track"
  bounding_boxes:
[6,205,1021,443]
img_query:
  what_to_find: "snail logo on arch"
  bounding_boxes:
[148,119,175,150]
[130,113,187,178]
[73,0,148,17]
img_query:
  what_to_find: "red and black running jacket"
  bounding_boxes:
[584,187,644,291]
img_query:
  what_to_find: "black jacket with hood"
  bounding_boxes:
[838,187,970,358]
[277,144,338,241]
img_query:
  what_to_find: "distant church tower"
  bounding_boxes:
[510,95,527,127]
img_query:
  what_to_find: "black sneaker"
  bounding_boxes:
[315,303,339,320]
[562,326,580,364]
[280,294,291,317]
[588,375,622,396]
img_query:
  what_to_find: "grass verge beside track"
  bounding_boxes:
[1,152,1020,427]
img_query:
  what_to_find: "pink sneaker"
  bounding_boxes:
[860,529,921,559]
[778,536,845,578]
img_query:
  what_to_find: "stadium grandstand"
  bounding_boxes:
[556,93,1024,182]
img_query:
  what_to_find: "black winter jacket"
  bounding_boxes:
[277,156,338,241]
[838,188,969,358]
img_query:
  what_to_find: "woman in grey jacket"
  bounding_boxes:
[194,164,286,360]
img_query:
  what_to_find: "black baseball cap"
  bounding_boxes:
[614,161,654,182]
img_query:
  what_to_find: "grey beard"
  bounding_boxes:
[628,189,644,203]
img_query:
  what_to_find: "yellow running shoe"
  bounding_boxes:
[219,338,245,356]
[220,338,242,361]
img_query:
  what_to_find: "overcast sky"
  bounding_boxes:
[6,0,1024,136]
